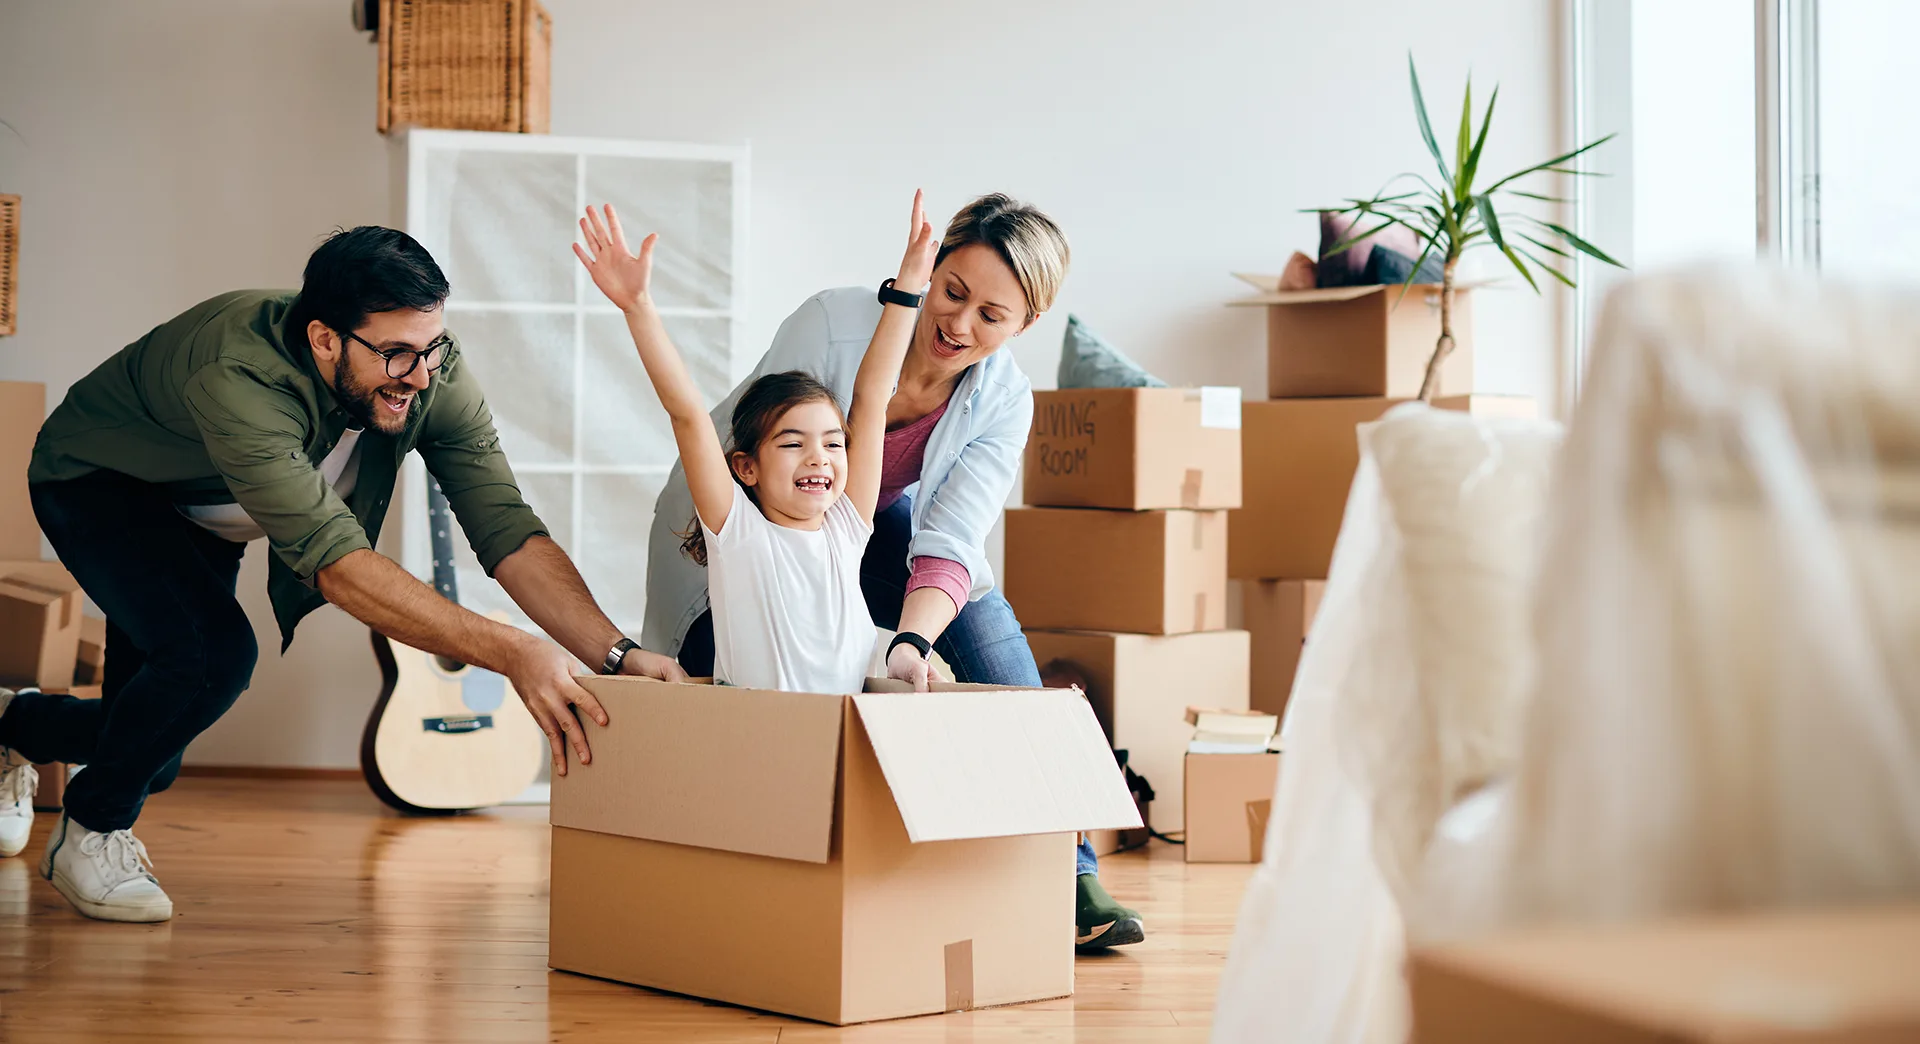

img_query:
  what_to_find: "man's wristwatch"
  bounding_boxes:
[600,637,639,675]
[878,277,924,309]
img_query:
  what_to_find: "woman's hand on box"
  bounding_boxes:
[886,641,933,692]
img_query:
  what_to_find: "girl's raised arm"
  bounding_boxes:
[575,204,735,536]
[846,190,939,524]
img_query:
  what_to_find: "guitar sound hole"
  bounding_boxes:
[434,654,467,673]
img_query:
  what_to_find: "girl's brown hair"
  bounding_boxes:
[681,369,844,567]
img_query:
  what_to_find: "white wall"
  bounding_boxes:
[0,0,1566,767]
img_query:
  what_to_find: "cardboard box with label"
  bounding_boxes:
[0,381,45,560]
[1411,904,1920,1043]
[1024,387,1243,510]
[1242,579,1324,718]
[1024,629,1248,832]
[1229,283,1476,399]
[1229,395,1535,580]
[1005,507,1227,634]
[0,560,81,690]
[549,676,1141,1026]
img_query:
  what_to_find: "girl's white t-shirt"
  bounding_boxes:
[703,482,877,694]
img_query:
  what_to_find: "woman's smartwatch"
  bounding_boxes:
[877,278,924,309]
[887,631,932,661]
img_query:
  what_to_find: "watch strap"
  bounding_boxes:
[601,637,639,675]
[878,277,924,309]
[887,631,932,660]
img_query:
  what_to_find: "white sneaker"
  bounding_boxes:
[0,752,35,858]
[39,813,173,922]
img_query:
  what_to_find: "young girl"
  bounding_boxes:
[573,193,938,694]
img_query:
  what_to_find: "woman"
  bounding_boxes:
[642,193,1143,951]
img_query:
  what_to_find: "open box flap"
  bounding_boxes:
[1225,280,1497,306]
[851,686,1144,844]
[552,676,846,864]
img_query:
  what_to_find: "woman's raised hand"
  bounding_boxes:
[573,204,656,313]
[895,189,938,293]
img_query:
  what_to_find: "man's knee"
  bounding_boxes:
[145,608,259,702]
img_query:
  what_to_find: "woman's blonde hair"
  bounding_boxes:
[936,193,1070,321]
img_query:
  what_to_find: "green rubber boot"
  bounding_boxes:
[1075,872,1145,952]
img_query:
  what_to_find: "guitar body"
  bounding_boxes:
[360,475,544,814]
[362,610,546,813]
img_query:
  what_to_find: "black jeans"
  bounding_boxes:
[0,471,257,832]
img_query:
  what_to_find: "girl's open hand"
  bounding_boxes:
[573,204,655,313]
[895,189,938,294]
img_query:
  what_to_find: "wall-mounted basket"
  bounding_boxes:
[377,0,551,135]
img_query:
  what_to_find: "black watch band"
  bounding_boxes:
[887,631,932,660]
[600,637,639,675]
[877,277,924,309]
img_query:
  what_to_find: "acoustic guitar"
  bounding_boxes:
[360,475,545,813]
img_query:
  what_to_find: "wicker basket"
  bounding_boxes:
[378,0,551,135]
[0,194,17,337]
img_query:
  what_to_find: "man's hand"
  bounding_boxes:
[618,646,689,682]
[506,637,609,776]
[886,641,933,692]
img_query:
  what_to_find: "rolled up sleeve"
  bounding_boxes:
[908,386,1032,602]
[416,349,548,575]
[183,361,371,581]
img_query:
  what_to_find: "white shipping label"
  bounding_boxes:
[1196,386,1242,430]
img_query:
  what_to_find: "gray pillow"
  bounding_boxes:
[1057,314,1167,389]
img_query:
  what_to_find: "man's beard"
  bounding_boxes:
[333,363,416,435]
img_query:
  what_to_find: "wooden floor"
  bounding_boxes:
[1,778,1254,1042]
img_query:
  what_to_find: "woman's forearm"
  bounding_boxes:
[896,584,960,644]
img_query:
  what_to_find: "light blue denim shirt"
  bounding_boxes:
[641,286,1034,656]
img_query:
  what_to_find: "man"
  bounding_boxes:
[0,227,684,923]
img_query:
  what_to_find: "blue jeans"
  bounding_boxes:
[678,495,1100,876]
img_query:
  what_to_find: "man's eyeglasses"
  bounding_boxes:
[340,329,454,380]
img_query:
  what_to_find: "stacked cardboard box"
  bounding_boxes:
[1224,286,1535,719]
[0,380,108,811]
[1009,387,1252,836]
[1183,708,1280,864]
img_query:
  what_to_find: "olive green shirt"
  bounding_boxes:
[29,289,547,648]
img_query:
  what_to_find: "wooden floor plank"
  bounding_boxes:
[1,778,1251,1042]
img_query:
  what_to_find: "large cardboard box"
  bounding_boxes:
[1005,507,1228,634]
[549,676,1141,1026]
[1229,395,1535,580]
[1411,904,1920,1043]
[0,381,45,560]
[0,560,81,690]
[1024,629,1248,832]
[1183,751,1280,863]
[1242,579,1324,719]
[1232,284,1475,399]
[1024,387,1243,510]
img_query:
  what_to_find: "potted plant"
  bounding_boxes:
[1315,57,1624,402]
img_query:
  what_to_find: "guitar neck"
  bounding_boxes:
[426,475,460,605]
